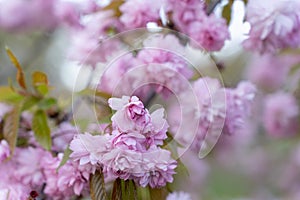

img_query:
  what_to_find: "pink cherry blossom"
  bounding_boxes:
[169,0,206,32]
[0,160,29,200]
[69,132,111,166]
[42,153,92,199]
[263,92,299,137]
[68,10,122,67]
[244,0,300,53]
[109,96,168,149]
[14,147,48,188]
[0,0,57,32]
[223,81,257,135]
[136,148,177,188]
[167,191,192,200]
[187,14,230,51]
[119,0,164,29]
[247,54,290,91]
[109,96,151,132]
[0,140,10,163]
[102,147,177,188]
[52,122,78,152]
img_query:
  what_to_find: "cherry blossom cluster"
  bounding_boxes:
[70,96,177,188]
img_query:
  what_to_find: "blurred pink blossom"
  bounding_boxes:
[0,140,10,163]
[120,0,164,29]
[263,92,299,137]
[42,153,92,199]
[167,191,192,200]
[14,147,48,188]
[187,14,230,51]
[244,0,300,53]
[224,81,257,135]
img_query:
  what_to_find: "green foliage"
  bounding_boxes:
[5,47,27,90]
[0,86,23,103]
[112,179,138,200]
[57,146,72,171]
[32,109,51,150]
[90,169,108,200]
[3,105,21,154]
[3,48,58,151]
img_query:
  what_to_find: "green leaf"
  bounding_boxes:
[90,169,108,200]
[38,98,57,110]
[32,109,51,150]
[0,86,23,103]
[5,47,27,90]
[3,105,21,154]
[35,84,49,96]
[149,187,168,200]
[57,146,72,171]
[112,178,122,200]
[22,96,39,111]
[32,71,50,96]
[137,187,151,200]
[78,89,112,100]
[121,180,137,200]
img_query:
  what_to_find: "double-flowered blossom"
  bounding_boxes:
[109,96,169,149]
[263,92,299,137]
[70,132,111,166]
[136,39,193,97]
[68,10,123,67]
[168,77,256,153]
[223,81,257,136]
[70,96,177,188]
[120,0,167,29]
[42,153,92,199]
[14,147,48,188]
[168,0,230,51]
[244,0,300,53]
[98,34,193,99]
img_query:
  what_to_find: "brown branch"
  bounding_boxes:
[206,0,223,15]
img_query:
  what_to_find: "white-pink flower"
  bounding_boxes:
[109,96,151,133]
[69,132,111,166]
